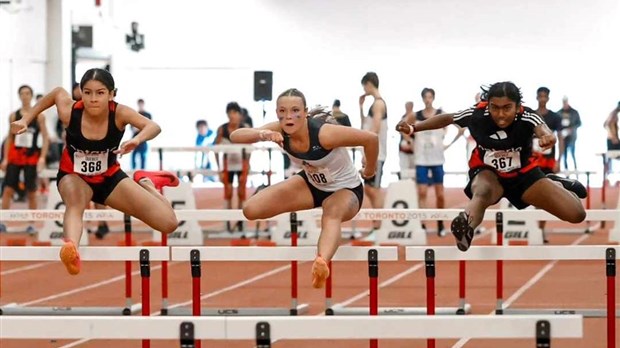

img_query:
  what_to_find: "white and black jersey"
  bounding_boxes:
[283,118,361,191]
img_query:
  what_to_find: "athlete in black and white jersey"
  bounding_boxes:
[397,81,587,252]
[231,88,379,288]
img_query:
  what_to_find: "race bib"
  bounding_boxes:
[14,131,34,148]
[532,138,552,155]
[483,150,520,172]
[305,167,334,186]
[74,152,107,175]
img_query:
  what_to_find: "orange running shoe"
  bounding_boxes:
[60,240,81,275]
[311,255,330,289]
[133,170,179,190]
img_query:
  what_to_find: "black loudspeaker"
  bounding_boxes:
[72,26,93,48]
[254,71,273,101]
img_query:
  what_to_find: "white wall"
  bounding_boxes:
[4,0,619,184]
[0,0,47,128]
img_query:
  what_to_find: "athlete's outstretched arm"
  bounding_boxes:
[230,121,283,146]
[395,113,455,135]
[319,124,378,177]
[113,105,161,156]
[10,87,73,134]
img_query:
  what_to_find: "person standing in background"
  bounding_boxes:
[413,88,461,237]
[532,87,564,243]
[331,99,351,127]
[195,119,215,181]
[216,102,251,232]
[359,72,387,232]
[557,96,581,172]
[604,101,620,174]
[0,85,50,233]
[131,99,152,170]
[398,101,415,180]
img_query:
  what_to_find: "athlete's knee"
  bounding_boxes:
[566,206,586,223]
[471,182,494,201]
[243,202,266,221]
[159,214,179,234]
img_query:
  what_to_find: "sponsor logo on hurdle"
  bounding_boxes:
[375,180,426,245]
[272,214,320,246]
[217,309,239,315]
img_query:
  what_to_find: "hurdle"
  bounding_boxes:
[0,210,151,315]
[0,246,168,316]
[405,242,619,348]
[168,245,400,317]
[0,315,583,346]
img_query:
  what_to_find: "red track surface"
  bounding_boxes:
[1,185,618,348]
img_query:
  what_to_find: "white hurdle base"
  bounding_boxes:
[503,308,620,318]
[0,303,142,316]
[167,304,309,316]
[328,303,471,316]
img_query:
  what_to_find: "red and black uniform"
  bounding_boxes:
[531,110,562,174]
[5,110,42,192]
[217,122,249,184]
[453,101,546,209]
[57,101,127,204]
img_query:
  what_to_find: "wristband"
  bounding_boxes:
[408,124,415,135]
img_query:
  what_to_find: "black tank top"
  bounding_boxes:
[14,109,41,151]
[283,117,331,161]
[368,98,388,119]
[60,101,125,176]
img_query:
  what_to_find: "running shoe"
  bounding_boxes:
[133,170,180,190]
[546,174,587,199]
[451,212,475,252]
[60,240,81,275]
[311,255,330,289]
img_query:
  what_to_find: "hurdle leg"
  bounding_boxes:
[161,231,169,315]
[190,250,202,348]
[425,249,436,348]
[325,261,333,315]
[457,260,466,314]
[123,214,133,315]
[140,249,151,348]
[290,212,299,315]
[368,249,378,348]
[607,248,616,348]
[495,213,504,314]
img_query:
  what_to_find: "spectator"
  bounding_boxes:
[398,101,415,179]
[604,101,620,173]
[131,99,152,170]
[557,96,581,171]
[331,99,351,127]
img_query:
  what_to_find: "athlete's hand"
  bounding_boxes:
[538,134,556,151]
[114,138,140,157]
[10,119,28,135]
[360,166,376,180]
[553,161,560,174]
[395,121,414,135]
[0,159,7,172]
[258,130,283,147]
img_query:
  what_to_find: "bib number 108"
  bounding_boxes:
[310,173,327,184]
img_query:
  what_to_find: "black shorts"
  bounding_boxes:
[608,139,620,151]
[4,164,37,192]
[57,170,129,205]
[464,166,546,209]
[223,170,247,184]
[298,171,364,210]
[363,160,384,188]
